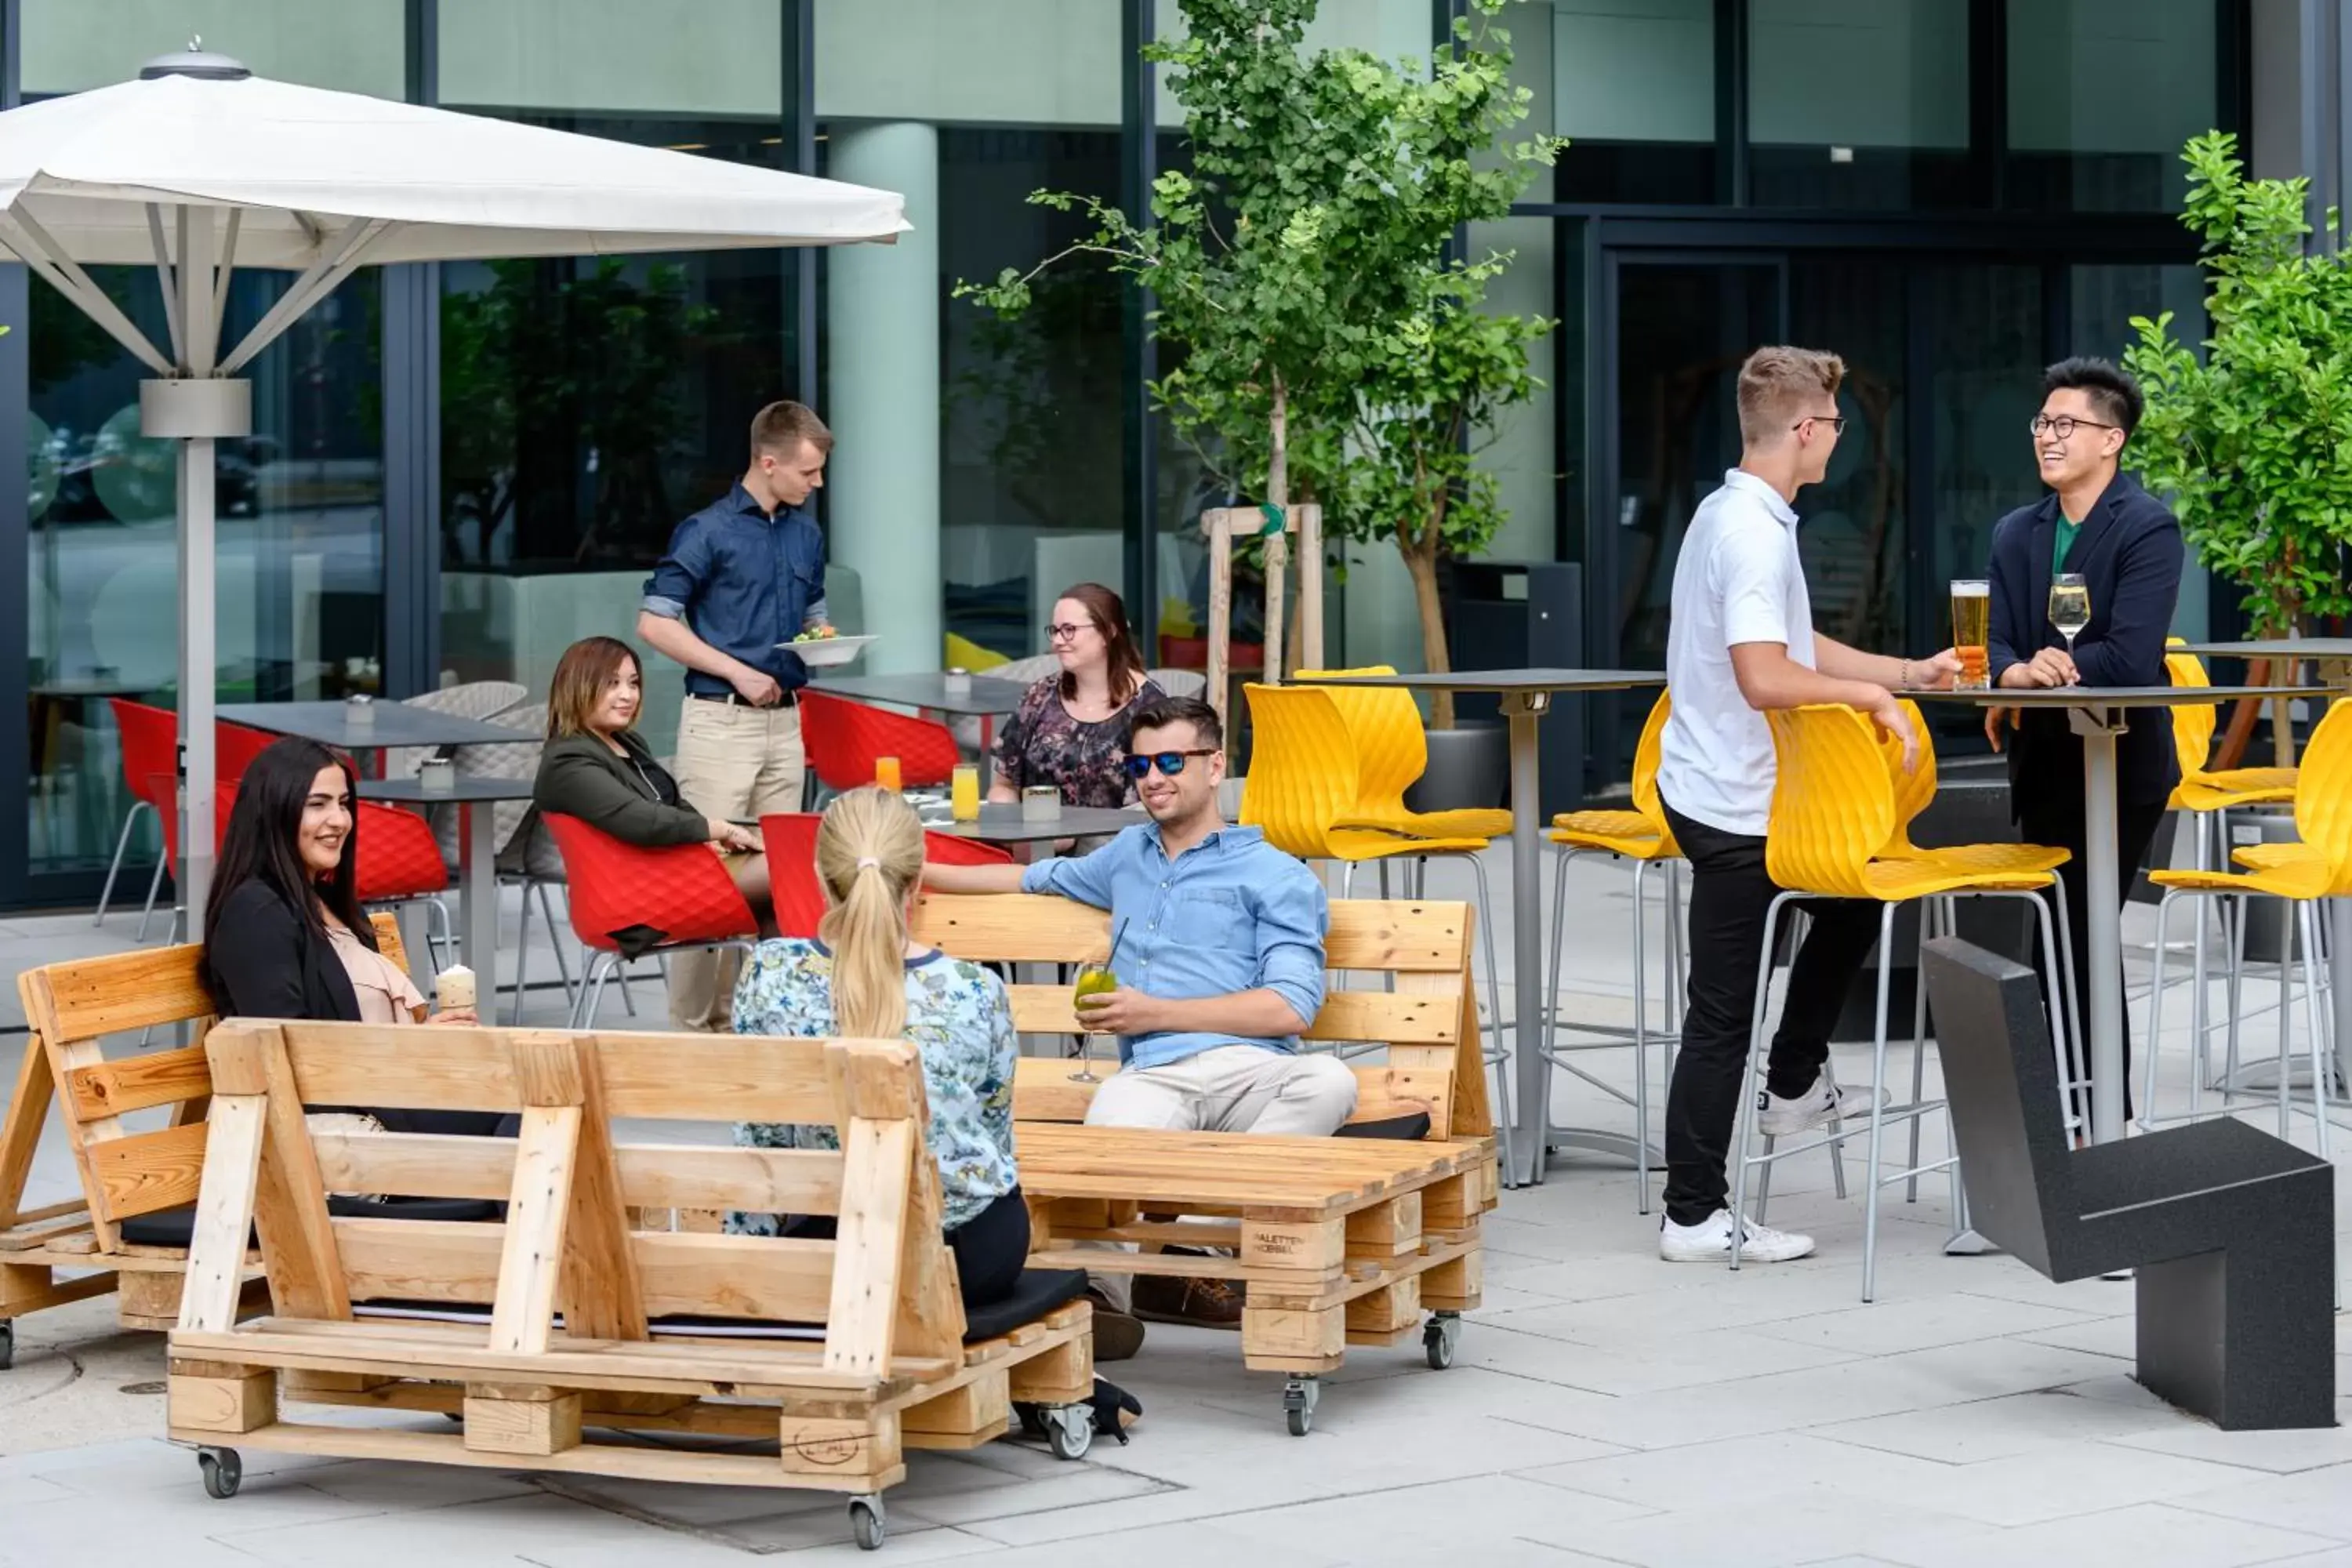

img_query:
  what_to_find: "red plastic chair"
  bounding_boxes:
[354,800,455,969]
[99,699,182,936]
[923,832,1016,868]
[757,812,827,939]
[798,690,962,793]
[541,812,758,1026]
[216,722,281,783]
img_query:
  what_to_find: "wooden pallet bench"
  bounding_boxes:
[0,917,408,1363]
[911,893,1495,1432]
[165,1019,1096,1552]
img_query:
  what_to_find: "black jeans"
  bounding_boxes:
[1660,799,1884,1228]
[2016,791,2169,1127]
[787,1186,1032,1310]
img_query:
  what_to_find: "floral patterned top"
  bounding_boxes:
[993,675,1167,809]
[728,938,1018,1232]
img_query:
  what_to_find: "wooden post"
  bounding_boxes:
[1197,505,1319,733]
[1297,503,1323,672]
[1207,509,1234,729]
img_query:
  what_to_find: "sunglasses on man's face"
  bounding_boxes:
[1122,749,1219,781]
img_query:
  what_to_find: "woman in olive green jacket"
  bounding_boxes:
[525,636,775,933]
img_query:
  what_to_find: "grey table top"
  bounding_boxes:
[1900,684,2325,707]
[367,775,538,804]
[2180,640,2352,661]
[1312,667,1667,693]
[921,804,1145,844]
[808,673,1032,716]
[218,701,522,750]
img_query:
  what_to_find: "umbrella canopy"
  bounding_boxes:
[0,45,908,925]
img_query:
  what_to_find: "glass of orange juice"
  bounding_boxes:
[874,755,902,793]
[951,762,981,821]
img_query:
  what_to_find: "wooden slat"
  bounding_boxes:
[64,1044,212,1122]
[631,1231,835,1323]
[241,1025,353,1320]
[489,1106,580,1356]
[912,894,1471,971]
[822,1116,914,1380]
[591,1031,843,1123]
[20,943,216,1042]
[553,1044,646,1342]
[1402,953,1491,1138]
[0,1035,58,1228]
[270,1023,521,1114]
[1004,984,1459,1046]
[336,1217,502,1306]
[87,1121,210,1221]
[178,1095,267,1334]
[312,1132,847,1215]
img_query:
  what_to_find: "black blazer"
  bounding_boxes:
[1985,469,2186,809]
[526,729,710,848]
[203,880,366,1023]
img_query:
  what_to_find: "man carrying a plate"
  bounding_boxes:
[637,399,835,1032]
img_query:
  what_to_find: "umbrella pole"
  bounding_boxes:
[165,209,225,929]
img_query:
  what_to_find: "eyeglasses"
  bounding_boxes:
[1121,749,1218,781]
[2030,413,2121,440]
[1046,622,1094,644]
[1791,413,1846,434]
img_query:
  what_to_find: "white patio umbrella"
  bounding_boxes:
[0,44,908,921]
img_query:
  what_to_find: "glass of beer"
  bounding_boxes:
[1951,579,1991,690]
[950,762,981,822]
[2049,572,2091,655]
[1070,963,1118,1082]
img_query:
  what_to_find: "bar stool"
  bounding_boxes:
[1538,691,1684,1208]
[2141,696,2348,1153]
[1729,704,2079,1301]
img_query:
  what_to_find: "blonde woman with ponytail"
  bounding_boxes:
[728,786,1027,1307]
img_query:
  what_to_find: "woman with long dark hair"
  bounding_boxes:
[200,737,475,1029]
[989,583,1165,809]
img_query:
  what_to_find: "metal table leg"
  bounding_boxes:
[2070,706,2128,1145]
[459,800,499,1012]
[1503,691,1548,1188]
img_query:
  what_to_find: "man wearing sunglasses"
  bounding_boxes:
[921,695,1354,1355]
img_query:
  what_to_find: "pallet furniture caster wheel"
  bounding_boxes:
[1282,1376,1319,1436]
[849,1496,885,1551]
[1046,1403,1093,1460]
[198,1447,241,1499]
[1424,1311,1460,1370]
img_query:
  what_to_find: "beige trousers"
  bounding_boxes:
[1081,1044,1358,1312]
[665,696,805,1032]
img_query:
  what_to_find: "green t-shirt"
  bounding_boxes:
[2053,514,2082,576]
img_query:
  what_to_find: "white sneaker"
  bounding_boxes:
[1757,1073,1887,1137]
[1658,1208,1816,1264]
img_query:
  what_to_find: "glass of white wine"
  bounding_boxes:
[2049,572,2091,655]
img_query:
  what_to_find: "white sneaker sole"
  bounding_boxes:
[1657,1236,1816,1265]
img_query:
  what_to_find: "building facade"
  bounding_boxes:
[3,0,2274,906]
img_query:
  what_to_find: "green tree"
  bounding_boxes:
[2125,131,2352,644]
[960,0,1558,720]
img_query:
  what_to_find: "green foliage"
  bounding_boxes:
[956,0,1559,682]
[2124,131,2352,634]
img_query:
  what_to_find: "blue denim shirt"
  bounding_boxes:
[641,483,828,698]
[1020,822,1328,1070]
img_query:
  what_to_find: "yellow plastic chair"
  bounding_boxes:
[1537,691,1684,1208]
[1293,666,1512,843]
[1730,705,2078,1301]
[2140,695,2349,1155]
[1240,682,1512,1171]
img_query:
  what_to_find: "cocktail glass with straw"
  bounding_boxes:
[1069,920,1127,1083]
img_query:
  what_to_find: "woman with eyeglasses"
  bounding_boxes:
[989,583,1165,809]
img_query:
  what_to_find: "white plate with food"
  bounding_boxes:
[775,632,876,669]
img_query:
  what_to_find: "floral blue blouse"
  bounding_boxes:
[729,938,1018,1232]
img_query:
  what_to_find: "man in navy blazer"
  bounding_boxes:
[1986,356,2183,1120]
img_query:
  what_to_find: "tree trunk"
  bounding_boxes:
[1402,533,1454,730]
[1261,375,1290,685]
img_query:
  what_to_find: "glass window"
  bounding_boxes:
[435,0,794,757]
[27,267,385,879]
[1749,0,1974,208]
[1542,0,1719,202]
[2008,0,2218,212]
[24,0,403,96]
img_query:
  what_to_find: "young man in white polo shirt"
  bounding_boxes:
[1654,346,1958,1264]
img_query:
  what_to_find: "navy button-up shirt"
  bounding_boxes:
[1019,822,1329,1069]
[641,483,829,698]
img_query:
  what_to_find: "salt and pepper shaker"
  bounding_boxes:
[1021,785,1060,822]
[943,666,971,696]
[345,691,375,732]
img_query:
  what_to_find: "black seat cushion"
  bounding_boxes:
[118,1196,500,1250]
[1335,1110,1432,1142]
[964,1268,1088,1345]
